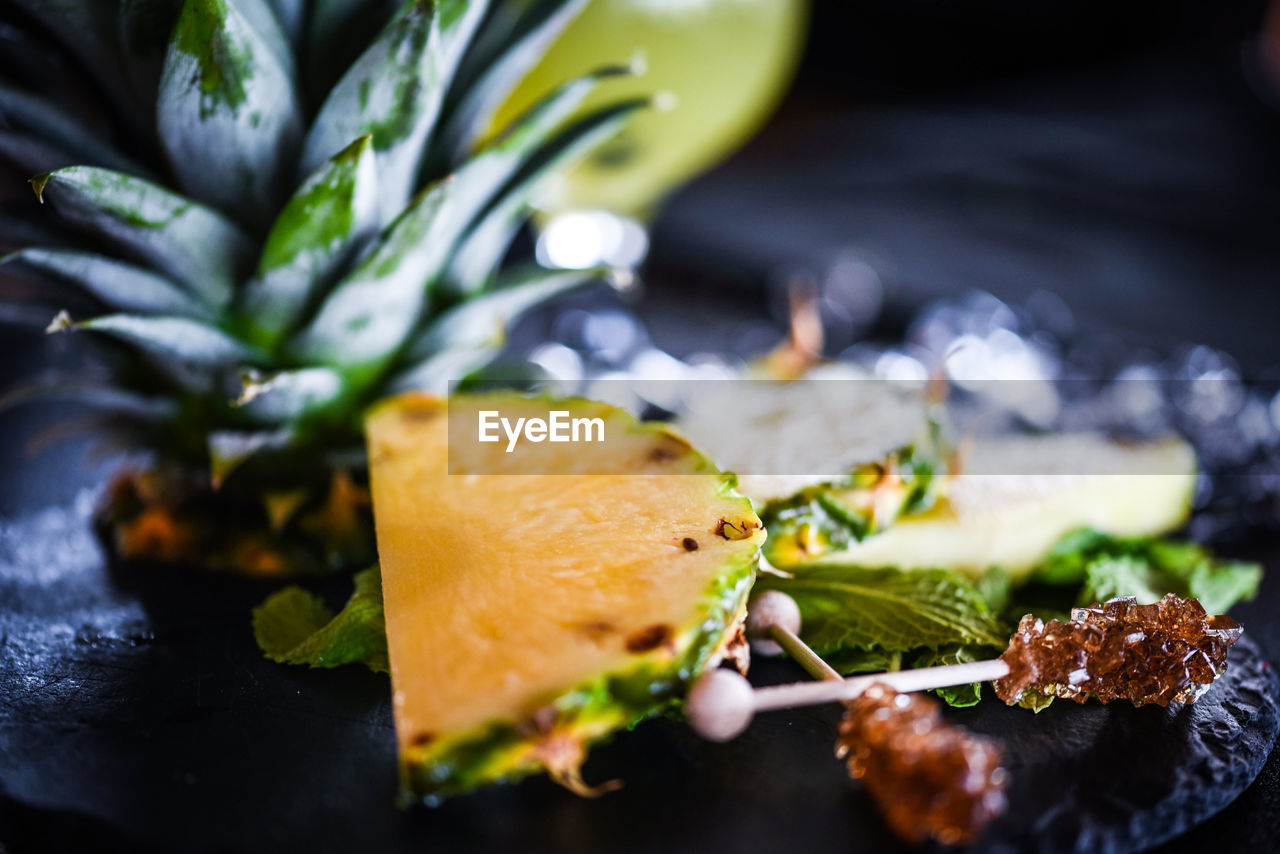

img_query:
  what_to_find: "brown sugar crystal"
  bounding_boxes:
[836,684,1007,846]
[994,593,1243,708]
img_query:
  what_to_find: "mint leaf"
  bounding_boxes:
[761,565,1007,656]
[253,566,389,673]
[824,647,904,675]
[1186,559,1263,614]
[911,644,996,708]
[1016,689,1055,713]
[1082,555,1174,607]
[1047,529,1263,614]
[1034,527,1113,585]
[759,564,1004,709]
[976,566,1012,615]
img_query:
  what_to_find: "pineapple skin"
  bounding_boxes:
[768,436,1198,581]
[759,442,943,569]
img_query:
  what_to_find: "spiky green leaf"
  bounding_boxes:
[63,313,262,390]
[391,266,599,391]
[445,97,646,291]
[236,135,379,349]
[289,175,452,373]
[306,0,402,102]
[300,0,486,222]
[387,347,495,393]
[437,0,591,160]
[0,84,146,175]
[297,84,637,373]
[0,374,177,422]
[446,62,633,204]
[229,0,296,69]
[403,264,598,362]
[2,248,208,317]
[235,366,347,423]
[157,0,303,225]
[6,1,141,130]
[0,130,78,175]
[30,166,253,307]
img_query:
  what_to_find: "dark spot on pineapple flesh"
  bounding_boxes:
[646,443,679,463]
[569,620,615,641]
[716,517,759,540]
[681,537,699,551]
[625,624,673,653]
[410,731,435,747]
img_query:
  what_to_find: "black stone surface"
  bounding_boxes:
[0,487,1276,854]
[5,16,1280,851]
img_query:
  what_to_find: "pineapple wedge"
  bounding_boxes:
[674,366,947,565]
[366,393,763,802]
[770,434,1196,580]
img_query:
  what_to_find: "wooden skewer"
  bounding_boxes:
[751,658,1010,712]
[745,590,843,682]
[687,590,1010,742]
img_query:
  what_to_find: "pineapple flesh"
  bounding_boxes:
[366,393,763,801]
[0,0,642,575]
[773,433,1197,580]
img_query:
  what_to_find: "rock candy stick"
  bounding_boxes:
[686,593,1242,737]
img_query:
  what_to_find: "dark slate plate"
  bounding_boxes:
[0,490,1276,854]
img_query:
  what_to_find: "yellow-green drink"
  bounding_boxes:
[493,0,808,223]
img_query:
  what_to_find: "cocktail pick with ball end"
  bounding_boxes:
[686,589,1004,741]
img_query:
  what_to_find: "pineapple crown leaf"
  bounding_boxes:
[232,366,347,424]
[30,165,254,308]
[402,264,602,362]
[300,0,488,224]
[72,313,268,393]
[3,248,210,318]
[389,265,604,393]
[441,94,650,294]
[289,71,643,375]
[0,371,166,418]
[2,0,639,482]
[158,0,305,227]
[44,309,74,334]
[28,173,51,203]
[433,0,590,162]
[0,83,148,176]
[236,133,381,350]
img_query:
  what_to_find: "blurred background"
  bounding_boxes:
[493,0,1280,546]
[637,0,1280,367]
